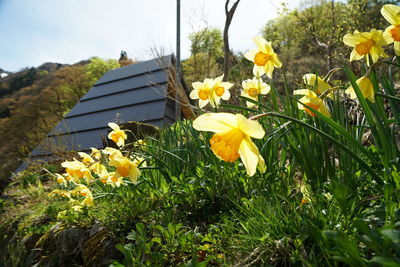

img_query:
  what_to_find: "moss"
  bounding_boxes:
[82,228,122,266]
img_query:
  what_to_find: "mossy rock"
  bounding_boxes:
[82,226,122,267]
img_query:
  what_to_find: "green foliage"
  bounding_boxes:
[189,28,223,59]
[183,28,224,85]
[86,57,120,83]
[8,67,37,93]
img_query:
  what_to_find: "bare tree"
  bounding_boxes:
[223,0,240,81]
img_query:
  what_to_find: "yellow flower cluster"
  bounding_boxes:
[341,4,400,103]
[49,122,143,208]
[190,4,398,176]
[190,36,279,176]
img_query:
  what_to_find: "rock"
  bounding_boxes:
[83,226,122,267]
[55,228,87,265]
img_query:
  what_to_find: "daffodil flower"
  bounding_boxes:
[193,113,266,176]
[98,171,124,187]
[72,184,94,207]
[245,36,282,78]
[102,147,123,160]
[294,89,331,117]
[109,156,141,183]
[78,152,95,165]
[49,189,71,199]
[241,77,271,107]
[108,122,127,147]
[212,74,233,101]
[381,4,400,55]
[190,75,233,108]
[345,76,375,103]
[343,29,389,65]
[90,147,102,160]
[303,74,333,98]
[89,162,107,176]
[55,173,67,185]
[61,160,93,183]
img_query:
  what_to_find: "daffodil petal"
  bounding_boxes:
[350,49,363,61]
[221,89,231,100]
[193,113,238,133]
[189,89,199,99]
[370,46,380,63]
[199,99,209,108]
[293,89,317,97]
[381,4,400,25]
[384,25,395,43]
[260,84,271,94]
[395,41,400,55]
[236,114,265,139]
[253,36,268,53]
[303,74,316,85]
[192,82,203,90]
[244,49,257,61]
[273,53,282,67]
[343,34,367,46]
[345,86,357,99]
[239,137,260,176]
[214,75,224,83]
[253,65,265,77]
[108,122,119,131]
[257,154,266,173]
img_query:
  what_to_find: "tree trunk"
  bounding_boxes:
[223,0,240,81]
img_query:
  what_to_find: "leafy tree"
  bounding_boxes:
[183,28,224,85]
[8,67,37,92]
[86,57,120,84]
[260,0,399,85]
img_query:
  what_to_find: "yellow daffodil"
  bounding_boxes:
[343,29,389,65]
[190,75,233,108]
[193,113,266,176]
[89,162,107,176]
[102,147,123,160]
[49,189,71,198]
[78,152,95,165]
[245,36,282,78]
[100,171,125,187]
[303,74,333,97]
[212,74,233,101]
[72,184,94,207]
[55,173,67,185]
[381,4,400,55]
[81,196,94,207]
[108,122,127,147]
[345,76,375,103]
[109,156,141,183]
[90,147,102,160]
[241,77,271,107]
[294,89,331,117]
[61,160,93,183]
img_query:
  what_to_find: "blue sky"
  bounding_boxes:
[0,0,301,72]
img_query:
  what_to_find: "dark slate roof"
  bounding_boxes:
[31,55,178,157]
